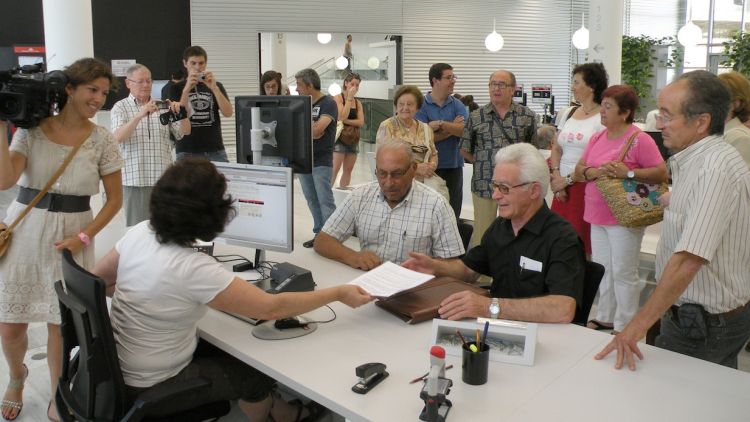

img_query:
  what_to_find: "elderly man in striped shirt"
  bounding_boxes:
[596,70,750,370]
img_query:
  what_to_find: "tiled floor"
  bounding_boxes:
[2,141,749,421]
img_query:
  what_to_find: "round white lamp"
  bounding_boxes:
[317,33,332,44]
[367,56,380,69]
[572,13,589,50]
[335,56,349,70]
[485,19,504,52]
[328,83,342,96]
[677,21,702,47]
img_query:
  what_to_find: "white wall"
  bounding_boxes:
[190,0,588,157]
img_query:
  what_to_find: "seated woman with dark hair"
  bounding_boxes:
[92,158,372,421]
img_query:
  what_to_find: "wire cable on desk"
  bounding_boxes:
[304,305,337,324]
[213,254,251,264]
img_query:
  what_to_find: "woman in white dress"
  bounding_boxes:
[0,58,123,421]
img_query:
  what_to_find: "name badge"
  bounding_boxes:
[519,256,543,273]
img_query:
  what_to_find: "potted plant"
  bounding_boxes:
[722,32,750,78]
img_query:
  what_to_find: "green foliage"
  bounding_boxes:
[621,35,683,107]
[722,32,750,78]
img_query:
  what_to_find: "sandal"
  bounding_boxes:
[290,399,327,422]
[1,363,28,421]
[586,320,614,331]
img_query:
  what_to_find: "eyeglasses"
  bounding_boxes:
[489,82,512,90]
[655,113,675,126]
[441,75,458,81]
[375,166,412,180]
[491,181,533,194]
[127,78,152,85]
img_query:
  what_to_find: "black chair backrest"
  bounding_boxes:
[573,260,605,325]
[55,249,129,421]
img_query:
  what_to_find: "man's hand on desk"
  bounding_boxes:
[594,323,646,371]
[438,291,490,321]
[336,285,374,308]
[347,250,382,271]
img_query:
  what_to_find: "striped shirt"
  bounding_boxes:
[655,135,750,313]
[321,181,465,264]
[111,94,183,186]
[461,102,538,198]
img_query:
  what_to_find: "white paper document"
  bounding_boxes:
[348,261,434,298]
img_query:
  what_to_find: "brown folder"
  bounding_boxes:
[375,277,490,324]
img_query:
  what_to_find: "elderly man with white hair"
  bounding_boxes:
[403,143,585,323]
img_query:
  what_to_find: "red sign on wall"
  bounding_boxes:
[13,46,46,54]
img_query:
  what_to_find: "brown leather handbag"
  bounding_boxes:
[339,124,360,146]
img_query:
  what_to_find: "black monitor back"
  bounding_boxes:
[646,130,673,162]
[235,95,313,174]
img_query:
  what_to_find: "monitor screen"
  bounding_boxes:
[235,95,313,174]
[213,162,294,253]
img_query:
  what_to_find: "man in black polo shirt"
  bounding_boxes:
[403,143,584,323]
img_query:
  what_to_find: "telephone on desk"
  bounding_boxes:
[224,262,316,326]
[262,262,316,294]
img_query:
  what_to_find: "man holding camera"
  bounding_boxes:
[169,45,233,162]
[111,63,191,226]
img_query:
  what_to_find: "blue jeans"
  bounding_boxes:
[655,302,750,368]
[176,150,229,163]
[298,166,336,234]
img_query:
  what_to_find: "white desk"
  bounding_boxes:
[198,245,750,421]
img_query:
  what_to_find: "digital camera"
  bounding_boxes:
[0,64,67,128]
[159,106,188,125]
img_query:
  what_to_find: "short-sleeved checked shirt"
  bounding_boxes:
[461,102,538,198]
[111,94,183,186]
[320,181,465,264]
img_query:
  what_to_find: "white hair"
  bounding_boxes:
[493,143,549,198]
[125,63,149,78]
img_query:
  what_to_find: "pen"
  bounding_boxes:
[408,364,454,384]
[476,329,480,351]
[455,330,469,348]
[480,320,490,350]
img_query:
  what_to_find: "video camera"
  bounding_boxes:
[0,64,67,128]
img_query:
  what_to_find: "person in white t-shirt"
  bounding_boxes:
[549,62,608,258]
[92,158,372,421]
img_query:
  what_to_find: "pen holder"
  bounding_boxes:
[461,342,489,385]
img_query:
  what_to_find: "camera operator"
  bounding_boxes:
[111,64,190,226]
[0,57,123,421]
[168,45,232,162]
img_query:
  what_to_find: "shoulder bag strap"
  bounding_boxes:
[617,129,641,162]
[5,137,85,232]
[421,122,432,162]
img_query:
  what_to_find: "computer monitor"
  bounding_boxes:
[235,95,313,174]
[213,162,294,257]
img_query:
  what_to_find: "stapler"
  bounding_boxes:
[351,362,389,394]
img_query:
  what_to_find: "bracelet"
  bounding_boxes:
[565,174,574,185]
[551,166,560,172]
[78,232,91,247]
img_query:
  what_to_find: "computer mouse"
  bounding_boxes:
[274,317,307,330]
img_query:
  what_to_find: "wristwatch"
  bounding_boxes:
[489,298,500,319]
[626,170,635,179]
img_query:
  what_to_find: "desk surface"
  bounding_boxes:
[199,245,750,422]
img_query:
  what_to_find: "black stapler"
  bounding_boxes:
[352,362,389,394]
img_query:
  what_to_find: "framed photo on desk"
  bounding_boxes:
[430,318,538,366]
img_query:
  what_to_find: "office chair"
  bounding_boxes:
[572,260,605,326]
[54,249,230,422]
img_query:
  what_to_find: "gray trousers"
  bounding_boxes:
[123,186,153,227]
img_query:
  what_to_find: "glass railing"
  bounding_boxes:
[359,98,393,143]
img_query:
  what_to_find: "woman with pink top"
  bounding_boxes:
[573,85,668,333]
